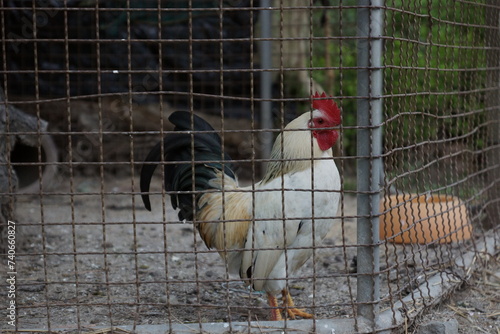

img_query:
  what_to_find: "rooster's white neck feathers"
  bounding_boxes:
[261,112,331,184]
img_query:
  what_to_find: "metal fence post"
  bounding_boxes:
[356,0,384,329]
[259,0,273,164]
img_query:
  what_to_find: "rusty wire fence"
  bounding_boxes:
[0,1,499,333]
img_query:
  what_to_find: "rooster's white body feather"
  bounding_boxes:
[238,151,340,293]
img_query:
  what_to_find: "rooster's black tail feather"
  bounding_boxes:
[140,111,235,221]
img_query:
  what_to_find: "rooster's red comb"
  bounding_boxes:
[311,92,341,125]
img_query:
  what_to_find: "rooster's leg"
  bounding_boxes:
[281,289,314,319]
[267,292,283,321]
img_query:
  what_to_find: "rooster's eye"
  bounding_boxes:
[317,118,324,125]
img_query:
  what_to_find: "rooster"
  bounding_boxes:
[140,92,341,321]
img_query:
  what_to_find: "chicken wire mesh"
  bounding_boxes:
[0,1,499,333]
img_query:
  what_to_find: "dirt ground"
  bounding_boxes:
[1,175,499,333]
[411,254,500,334]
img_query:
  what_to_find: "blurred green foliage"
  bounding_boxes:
[310,0,487,194]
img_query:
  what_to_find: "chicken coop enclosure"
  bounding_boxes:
[1,1,499,333]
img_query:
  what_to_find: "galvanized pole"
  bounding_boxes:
[259,0,273,165]
[356,0,384,329]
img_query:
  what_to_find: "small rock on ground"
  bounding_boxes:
[416,319,459,334]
